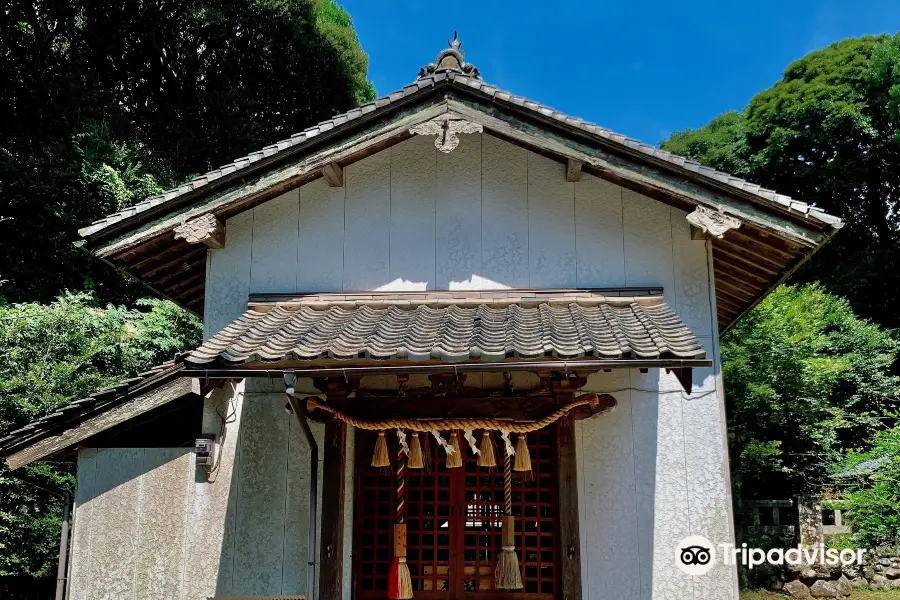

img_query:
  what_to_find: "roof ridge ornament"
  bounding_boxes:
[419,31,481,79]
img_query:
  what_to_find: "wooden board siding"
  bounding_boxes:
[206,134,712,347]
[436,131,482,289]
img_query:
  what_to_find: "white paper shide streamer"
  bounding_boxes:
[397,428,409,456]
[500,429,515,457]
[432,431,454,455]
[463,429,480,455]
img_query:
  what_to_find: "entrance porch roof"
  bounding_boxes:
[186,289,706,368]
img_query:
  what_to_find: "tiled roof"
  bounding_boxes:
[186,292,705,366]
[0,363,183,456]
[78,69,841,239]
[833,455,893,479]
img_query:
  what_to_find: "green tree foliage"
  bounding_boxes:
[0,0,373,585]
[722,284,899,502]
[839,428,900,549]
[663,36,900,327]
[0,293,202,576]
[0,0,374,305]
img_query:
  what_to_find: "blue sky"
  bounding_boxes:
[341,0,900,145]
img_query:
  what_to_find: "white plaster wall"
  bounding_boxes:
[68,380,355,600]
[204,134,712,337]
[574,220,738,599]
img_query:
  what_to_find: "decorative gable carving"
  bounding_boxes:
[173,213,225,248]
[686,206,741,239]
[409,115,483,153]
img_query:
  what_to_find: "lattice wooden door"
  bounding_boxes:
[354,429,558,600]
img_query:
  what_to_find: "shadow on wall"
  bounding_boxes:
[67,380,324,600]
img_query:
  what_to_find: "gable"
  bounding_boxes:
[75,71,841,331]
[204,134,715,343]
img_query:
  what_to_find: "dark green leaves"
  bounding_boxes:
[662,35,900,328]
[722,284,899,500]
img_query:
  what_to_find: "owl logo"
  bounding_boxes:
[675,536,716,576]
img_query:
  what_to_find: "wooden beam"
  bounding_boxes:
[727,228,798,261]
[715,273,761,299]
[6,376,199,469]
[125,239,195,272]
[139,246,206,280]
[690,225,708,240]
[713,291,746,315]
[715,237,790,274]
[173,213,225,249]
[714,259,771,286]
[715,284,752,309]
[712,247,782,278]
[566,158,582,182]
[557,414,583,600]
[318,418,347,600]
[321,161,344,187]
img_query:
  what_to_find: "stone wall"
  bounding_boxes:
[781,553,900,598]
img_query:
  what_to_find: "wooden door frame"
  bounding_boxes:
[556,415,582,600]
[350,424,579,600]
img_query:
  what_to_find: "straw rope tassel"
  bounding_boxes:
[477,431,496,468]
[513,433,532,473]
[495,454,522,590]
[389,443,413,599]
[446,431,463,468]
[408,432,424,469]
[372,431,390,468]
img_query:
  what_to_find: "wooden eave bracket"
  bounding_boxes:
[566,159,582,182]
[173,213,226,248]
[686,205,741,239]
[665,367,694,395]
[321,161,343,187]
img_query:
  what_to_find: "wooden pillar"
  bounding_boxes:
[557,414,583,600]
[319,418,347,600]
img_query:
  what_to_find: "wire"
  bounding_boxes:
[596,386,719,401]
[205,381,238,480]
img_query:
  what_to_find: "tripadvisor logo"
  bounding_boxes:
[676,536,716,576]
[675,536,868,575]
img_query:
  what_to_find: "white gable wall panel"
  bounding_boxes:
[388,135,436,290]
[343,150,391,290]
[574,175,626,288]
[481,135,530,288]
[210,134,707,323]
[251,189,300,294]
[297,178,345,293]
[527,151,577,288]
[436,132,482,289]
